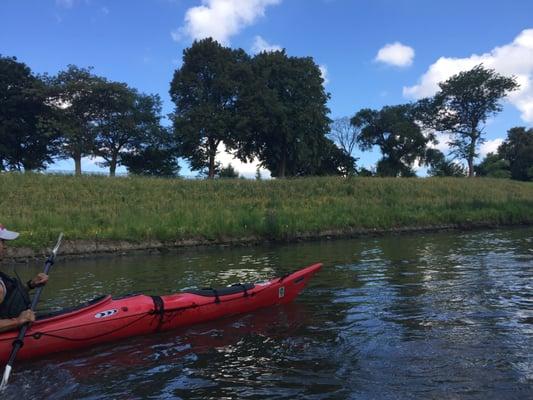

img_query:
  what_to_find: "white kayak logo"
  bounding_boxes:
[95,309,118,319]
[278,287,285,298]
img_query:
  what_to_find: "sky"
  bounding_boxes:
[1,0,532,177]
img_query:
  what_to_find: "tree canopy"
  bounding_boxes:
[170,38,249,178]
[474,152,511,178]
[426,149,467,177]
[47,65,109,175]
[352,104,434,177]
[94,86,165,176]
[498,127,533,181]
[236,50,336,177]
[0,55,58,171]
[417,64,519,177]
[121,127,180,177]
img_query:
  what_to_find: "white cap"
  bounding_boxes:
[0,225,19,240]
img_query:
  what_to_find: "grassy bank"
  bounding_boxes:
[1,173,532,250]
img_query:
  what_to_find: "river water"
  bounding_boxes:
[2,227,532,399]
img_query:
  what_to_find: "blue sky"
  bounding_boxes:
[1,0,532,176]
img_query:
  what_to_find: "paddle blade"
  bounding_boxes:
[0,365,12,391]
[52,233,64,256]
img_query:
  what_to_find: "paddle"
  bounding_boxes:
[0,233,64,391]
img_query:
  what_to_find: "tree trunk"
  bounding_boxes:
[278,152,286,178]
[109,155,117,177]
[467,157,474,177]
[74,154,82,176]
[207,139,219,179]
[467,134,477,177]
[208,152,215,179]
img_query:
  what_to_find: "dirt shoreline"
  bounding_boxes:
[3,221,531,264]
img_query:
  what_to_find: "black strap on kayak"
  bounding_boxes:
[212,289,220,304]
[278,273,290,283]
[150,295,165,325]
[198,287,221,304]
[150,296,164,315]
[232,284,249,297]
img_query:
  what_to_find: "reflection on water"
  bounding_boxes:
[2,227,532,399]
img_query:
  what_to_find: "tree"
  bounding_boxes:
[48,65,108,175]
[426,149,466,177]
[351,104,434,177]
[328,117,359,157]
[0,55,58,171]
[417,65,519,177]
[358,167,374,177]
[121,126,180,177]
[475,152,511,178]
[498,127,533,181]
[235,50,332,177]
[218,163,239,178]
[298,137,357,176]
[93,84,164,176]
[170,38,249,179]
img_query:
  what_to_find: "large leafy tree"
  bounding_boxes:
[170,38,249,179]
[121,127,180,177]
[0,55,58,171]
[498,126,533,181]
[417,65,519,177]
[351,104,434,177]
[474,152,511,178]
[309,137,357,176]
[93,83,165,176]
[48,65,109,175]
[235,50,332,177]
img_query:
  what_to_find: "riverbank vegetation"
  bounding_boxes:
[2,173,532,250]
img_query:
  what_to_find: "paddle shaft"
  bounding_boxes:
[1,233,63,390]
[4,256,55,367]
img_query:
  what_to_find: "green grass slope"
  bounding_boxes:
[1,173,532,249]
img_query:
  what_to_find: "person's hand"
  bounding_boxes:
[16,309,35,326]
[29,273,48,288]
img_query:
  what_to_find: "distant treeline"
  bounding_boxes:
[1,39,532,180]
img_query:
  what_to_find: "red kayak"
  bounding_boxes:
[0,263,321,362]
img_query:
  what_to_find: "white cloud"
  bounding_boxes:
[375,42,414,67]
[319,65,329,85]
[251,35,282,54]
[427,132,504,161]
[217,143,271,179]
[173,0,281,45]
[480,138,504,158]
[404,29,533,123]
[428,131,452,153]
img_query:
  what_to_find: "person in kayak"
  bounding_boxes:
[0,225,48,332]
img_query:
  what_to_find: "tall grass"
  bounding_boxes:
[1,173,532,248]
